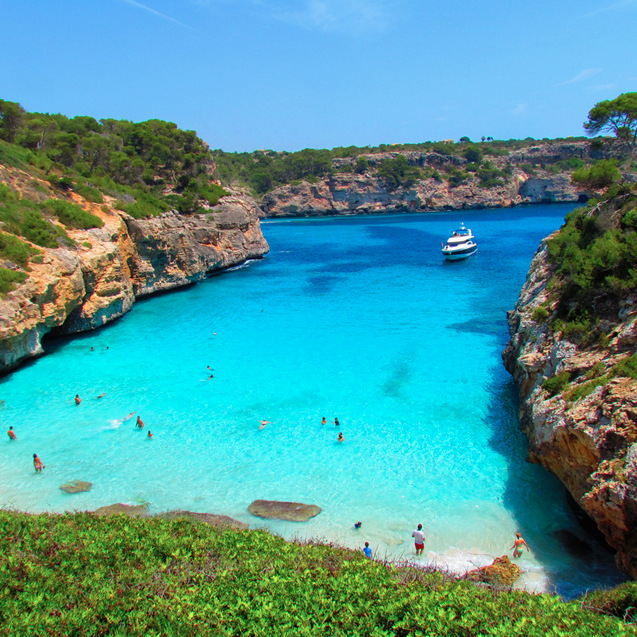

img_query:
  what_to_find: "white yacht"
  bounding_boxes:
[441,223,478,260]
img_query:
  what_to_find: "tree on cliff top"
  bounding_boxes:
[584,92,637,150]
[0,100,25,144]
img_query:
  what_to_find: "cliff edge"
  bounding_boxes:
[0,183,268,373]
[503,185,637,577]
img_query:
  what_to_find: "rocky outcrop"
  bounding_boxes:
[262,169,586,218]
[248,500,322,522]
[0,189,269,373]
[60,481,93,494]
[466,556,522,587]
[503,238,637,578]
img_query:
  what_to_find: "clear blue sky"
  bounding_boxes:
[1,1,635,152]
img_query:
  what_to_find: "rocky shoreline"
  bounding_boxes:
[260,141,598,218]
[0,189,269,374]
[503,237,637,578]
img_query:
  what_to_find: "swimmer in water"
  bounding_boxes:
[75,394,82,405]
[90,347,94,352]
[321,417,327,426]
[123,411,136,421]
[33,453,45,472]
[7,426,16,440]
[354,521,362,529]
[259,420,271,430]
[96,393,106,399]
[333,417,340,427]
[147,431,153,438]
[136,416,144,429]
[338,432,344,442]
[511,532,530,558]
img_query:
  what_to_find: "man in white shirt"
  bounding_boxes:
[412,523,426,555]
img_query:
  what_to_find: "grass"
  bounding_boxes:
[0,511,634,636]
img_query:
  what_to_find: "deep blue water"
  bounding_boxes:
[0,204,626,597]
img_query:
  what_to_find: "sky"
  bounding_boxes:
[0,0,635,152]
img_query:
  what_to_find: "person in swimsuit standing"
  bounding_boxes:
[33,454,45,472]
[136,416,144,429]
[412,523,426,555]
[511,532,530,558]
[7,426,16,440]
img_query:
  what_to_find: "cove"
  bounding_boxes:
[0,204,626,598]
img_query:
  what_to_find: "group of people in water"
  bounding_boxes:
[357,522,531,562]
[260,415,344,442]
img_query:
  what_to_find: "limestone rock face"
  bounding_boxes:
[0,189,269,373]
[248,499,322,522]
[503,238,637,578]
[262,170,584,218]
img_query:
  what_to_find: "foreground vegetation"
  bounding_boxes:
[0,511,635,636]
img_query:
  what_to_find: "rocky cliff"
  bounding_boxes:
[503,194,637,577]
[261,142,604,218]
[0,189,269,373]
[262,169,584,218]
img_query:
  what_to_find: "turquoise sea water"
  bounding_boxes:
[0,204,626,597]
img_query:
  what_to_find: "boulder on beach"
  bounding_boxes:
[466,555,522,587]
[157,510,248,530]
[93,503,148,517]
[59,481,92,494]
[248,499,321,522]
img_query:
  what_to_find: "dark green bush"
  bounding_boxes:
[566,375,609,402]
[572,160,621,190]
[585,582,637,622]
[74,184,104,203]
[532,306,550,322]
[0,232,40,267]
[43,198,104,229]
[611,353,637,380]
[0,267,27,293]
[542,371,571,396]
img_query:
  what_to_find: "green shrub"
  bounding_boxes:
[585,581,637,622]
[82,241,92,249]
[611,353,637,380]
[30,254,43,264]
[0,182,19,202]
[43,198,104,229]
[0,510,632,637]
[21,209,68,248]
[74,184,104,203]
[542,371,571,396]
[0,267,27,293]
[532,306,550,322]
[566,375,609,402]
[572,160,621,190]
[0,232,40,267]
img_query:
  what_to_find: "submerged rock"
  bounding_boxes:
[93,503,148,517]
[157,510,248,530]
[59,480,92,494]
[466,555,522,587]
[248,499,321,522]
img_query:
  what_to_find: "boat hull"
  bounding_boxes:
[443,246,478,261]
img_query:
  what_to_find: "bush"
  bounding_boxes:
[74,184,104,203]
[532,306,550,322]
[542,371,571,396]
[611,353,637,380]
[0,232,40,267]
[0,267,27,293]
[566,375,609,402]
[43,199,104,229]
[0,182,19,202]
[572,160,621,190]
[585,581,637,622]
